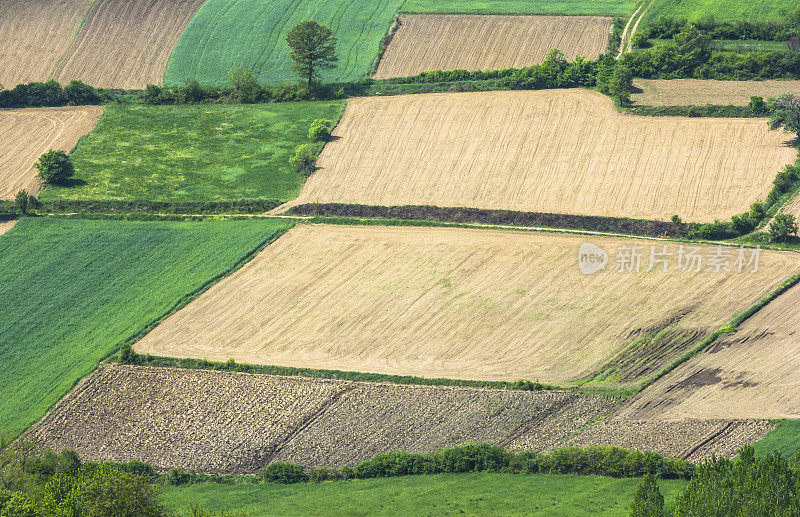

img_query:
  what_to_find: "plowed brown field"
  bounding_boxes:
[633,79,800,106]
[618,281,800,420]
[50,0,207,88]
[134,224,799,386]
[28,364,618,472]
[283,90,795,223]
[0,107,103,199]
[0,221,17,237]
[373,15,611,79]
[0,0,88,87]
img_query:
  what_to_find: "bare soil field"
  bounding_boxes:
[632,79,800,106]
[618,281,800,420]
[134,224,799,386]
[373,15,611,79]
[0,0,88,87]
[283,90,795,223]
[566,418,773,461]
[50,0,207,88]
[0,106,103,199]
[0,221,17,237]
[779,194,800,222]
[29,364,618,472]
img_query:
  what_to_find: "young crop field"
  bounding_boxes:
[134,224,799,386]
[161,473,687,516]
[38,102,343,203]
[632,79,800,107]
[566,418,773,461]
[401,0,637,17]
[163,0,405,86]
[29,364,617,472]
[0,106,103,199]
[283,90,796,223]
[0,0,87,87]
[642,0,800,24]
[0,217,290,436]
[373,15,611,79]
[49,0,207,88]
[753,420,800,458]
[617,281,800,421]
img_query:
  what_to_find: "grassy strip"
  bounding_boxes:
[118,355,631,399]
[22,199,281,215]
[752,420,800,458]
[625,105,760,117]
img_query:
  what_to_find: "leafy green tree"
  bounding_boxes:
[289,143,319,175]
[14,190,29,215]
[769,94,800,139]
[630,474,664,517]
[749,96,767,116]
[769,213,798,242]
[609,65,634,104]
[308,119,333,141]
[229,68,261,103]
[35,150,74,185]
[64,80,100,105]
[286,21,338,87]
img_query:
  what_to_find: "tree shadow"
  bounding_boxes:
[55,178,87,188]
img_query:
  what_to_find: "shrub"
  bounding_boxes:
[182,78,206,103]
[14,190,29,215]
[308,118,334,141]
[630,473,664,517]
[261,462,308,484]
[749,96,768,115]
[34,150,74,185]
[230,68,262,104]
[289,143,318,175]
[512,379,544,391]
[120,343,135,364]
[769,213,798,242]
[64,80,100,105]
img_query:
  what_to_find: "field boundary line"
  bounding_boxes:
[678,422,735,460]
[48,0,96,80]
[617,0,652,58]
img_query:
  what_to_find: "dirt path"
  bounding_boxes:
[617,0,653,58]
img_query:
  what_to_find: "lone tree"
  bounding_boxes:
[286,21,337,87]
[769,213,798,242]
[630,474,664,517]
[35,149,74,185]
[769,94,800,140]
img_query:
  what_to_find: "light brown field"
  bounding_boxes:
[618,281,800,420]
[0,0,88,88]
[633,79,800,106]
[0,106,103,199]
[0,221,17,237]
[283,90,795,223]
[373,15,611,79]
[29,364,618,472]
[50,0,207,88]
[134,224,799,386]
[779,193,800,222]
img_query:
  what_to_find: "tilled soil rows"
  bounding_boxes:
[373,15,611,79]
[632,79,800,106]
[618,281,800,421]
[135,224,799,387]
[0,106,103,199]
[282,90,795,223]
[28,364,619,473]
[566,418,773,461]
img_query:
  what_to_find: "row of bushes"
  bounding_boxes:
[642,15,800,41]
[627,96,769,118]
[0,79,104,108]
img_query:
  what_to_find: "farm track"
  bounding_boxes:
[633,79,800,106]
[0,106,103,199]
[28,364,619,472]
[283,90,796,223]
[134,224,800,386]
[373,15,611,79]
[617,281,800,420]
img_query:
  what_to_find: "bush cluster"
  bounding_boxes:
[643,12,800,41]
[142,79,313,105]
[0,79,102,108]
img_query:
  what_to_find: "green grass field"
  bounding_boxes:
[0,217,290,436]
[752,420,800,458]
[401,0,636,16]
[644,0,799,24]
[164,0,405,86]
[38,102,343,203]
[162,473,687,516]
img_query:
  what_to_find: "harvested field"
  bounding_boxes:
[50,0,207,88]
[134,224,800,386]
[0,221,17,237]
[28,364,618,472]
[566,418,773,461]
[373,15,611,79]
[618,281,800,420]
[632,79,800,106]
[283,90,795,223]
[0,106,103,199]
[779,194,800,222]
[0,0,88,87]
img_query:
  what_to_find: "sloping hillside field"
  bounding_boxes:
[164,0,405,86]
[373,15,611,79]
[0,217,290,436]
[284,90,795,222]
[618,281,800,420]
[50,0,207,88]
[0,0,87,87]
[28,364,618,472]
[0,106,103,199]
[135,224,799,386]
[633,79,800,106]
